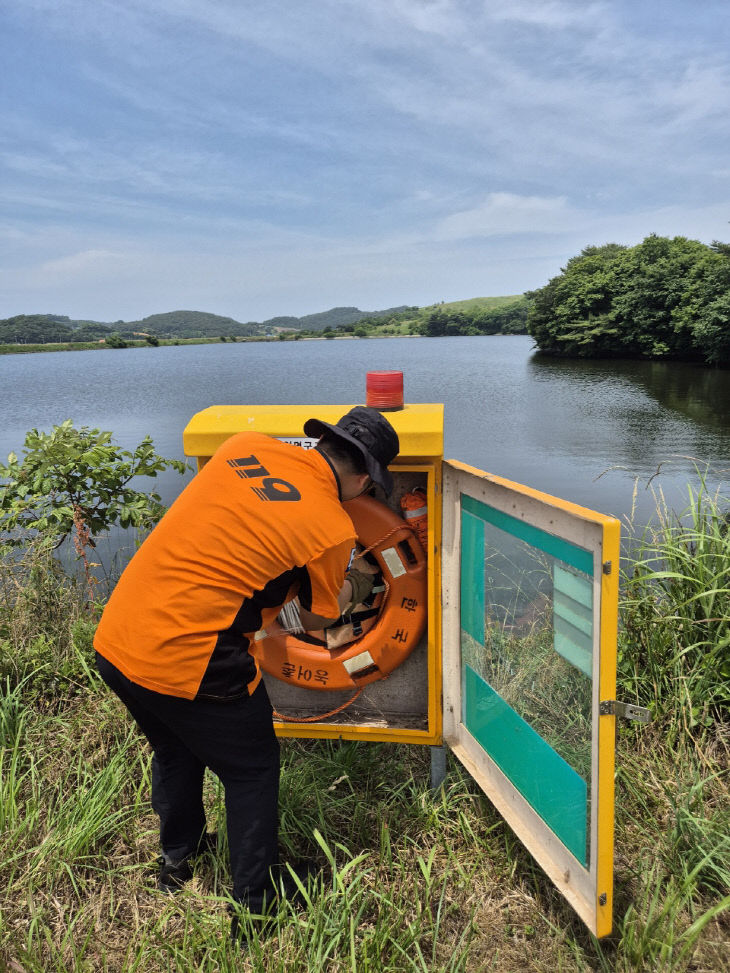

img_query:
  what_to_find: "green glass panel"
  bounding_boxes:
[464,664,588,864]
[461,510,485,644]
[554,563,593,609]
[554,590,592,637]
[458,493,595,866]
[462,493,593,575]
[554,565,593,677]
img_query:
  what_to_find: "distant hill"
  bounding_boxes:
[422,296,522,313]
[124,310,264,339]
[292,306,411,332]
[316,295,530,340]
[129,306,412,337]
[262,315,301,330]
[0,305,415,343]
[0,298,525,346]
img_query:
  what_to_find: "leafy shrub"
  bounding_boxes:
[0,420,187,550]
[104,332,127,348]
[0,423,186,703]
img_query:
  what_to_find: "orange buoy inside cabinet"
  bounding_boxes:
[400,487,428,557]
[251,494,428,690]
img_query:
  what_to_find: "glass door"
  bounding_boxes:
[442,460,620,937]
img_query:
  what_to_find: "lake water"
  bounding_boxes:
[2,336,728,531]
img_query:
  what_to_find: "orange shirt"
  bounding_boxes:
[94,433,356,699]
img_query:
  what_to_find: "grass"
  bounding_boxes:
[0,337,247,356]
[421,296,524,314]
[0,487,728,971]
[620,482,730,726]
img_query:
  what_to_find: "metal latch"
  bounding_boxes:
[599,700,651,723]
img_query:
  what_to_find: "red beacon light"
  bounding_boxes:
[366,370,404,411]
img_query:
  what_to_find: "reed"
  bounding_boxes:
[620,481,729,727]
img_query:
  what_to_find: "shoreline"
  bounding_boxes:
[0,333,426,355]
[2,334,724,369]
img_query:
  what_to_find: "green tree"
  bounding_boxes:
[672,241,730,364]
[526,243,627,356]
[74,323,113,342]
[473,297,530,335]
[0,421,187,550]
[144,334,159,346]
[423,308,483,337]
[0,314,74,344]
[609,235,708,357]
[424,309,449,336]
[105,332,127,349]
[526,235,729,363]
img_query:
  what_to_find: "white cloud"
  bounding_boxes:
[435,193,572,240]
[490,1,607,29]
[35,249,120,277]
[361,0,466,40]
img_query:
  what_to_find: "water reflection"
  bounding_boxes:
[522,353,729,521]
[528,353,730,444]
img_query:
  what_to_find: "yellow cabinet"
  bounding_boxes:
[183,400,621,937]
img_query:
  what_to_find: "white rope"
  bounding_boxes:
[277,598,305,634]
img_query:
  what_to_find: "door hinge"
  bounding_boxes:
[602,560,612,575]
[599,700,651,723]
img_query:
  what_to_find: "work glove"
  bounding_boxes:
[344,567,375,613]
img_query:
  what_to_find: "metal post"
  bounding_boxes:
[430,745,447,791]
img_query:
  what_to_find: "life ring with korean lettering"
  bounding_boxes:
[251,494,427,691]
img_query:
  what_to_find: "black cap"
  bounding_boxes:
[304,406,400,495]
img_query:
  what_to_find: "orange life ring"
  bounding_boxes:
[251,494,428,691]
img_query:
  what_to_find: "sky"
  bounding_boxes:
[1,0,729,323]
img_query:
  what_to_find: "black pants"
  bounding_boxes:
[95,652,280,909]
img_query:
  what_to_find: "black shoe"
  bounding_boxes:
[156,832,218,892]
[229,900,274,948]
[196,831,218,858]
[273,860,321,906]
[229,913,252,948]
[157,855,194,892]
[228,861,321,943]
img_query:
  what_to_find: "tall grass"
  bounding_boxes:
[0,486,727,970]
[0,540,99,702]
[620,482,730,727]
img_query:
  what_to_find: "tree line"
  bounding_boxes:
[4,236,727,362]
[419,299,529,337]
[526,235,730,365]
[1,299,530,348]
[0,311,260,345]
[276,297,530,340]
